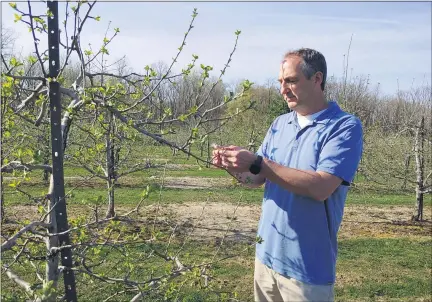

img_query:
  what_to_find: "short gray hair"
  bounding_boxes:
[283,48,327,91]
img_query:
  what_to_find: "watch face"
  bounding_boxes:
[250,164,260,175]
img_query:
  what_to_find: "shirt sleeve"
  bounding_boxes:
[316,117,363,183]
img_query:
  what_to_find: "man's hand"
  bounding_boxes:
[211,144,256,173]
[211,144,266,187]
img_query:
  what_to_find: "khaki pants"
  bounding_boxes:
[254,258,334,302]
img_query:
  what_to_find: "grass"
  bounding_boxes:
[5,158,429,208]
[335,238,432,301]
[4,183,428,208]
[3,177,430,208]
[1,237,431,301]
[2,159,431,301]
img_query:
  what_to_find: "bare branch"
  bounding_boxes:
[2,221,51,251]
[15,83,46,113]
[58,1,96,77]
[4,75,45,81]
[34,99,48,126]
[27,0,47,77]
[120,9,198,113]
[4,266,36,296]
[424,171,432,183]
[72,162,107,181]
[1,161,52,173]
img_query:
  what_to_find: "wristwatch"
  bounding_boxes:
[249,155,263,175]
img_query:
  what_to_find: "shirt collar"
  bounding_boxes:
[285,100,341,125]
[314,101,341,125]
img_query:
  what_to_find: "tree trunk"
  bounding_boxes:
[402,154,411,190]
[41,126,50,183]
[206,137,210,168]
[1,106,5,221]
[412,116,425,221]
[105,112,116,218]
[106,178,115,219]
[45,175,59,301]
[1,169,4,222]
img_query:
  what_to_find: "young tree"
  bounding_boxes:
[2,1,252,300]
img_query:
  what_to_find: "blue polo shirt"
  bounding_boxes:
[256,101,363,285]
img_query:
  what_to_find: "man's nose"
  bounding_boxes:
[280,83,290,95]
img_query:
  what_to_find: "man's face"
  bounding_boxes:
[278,56,317,111]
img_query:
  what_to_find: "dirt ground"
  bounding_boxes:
[159,202,432,241]
[4,202,431,243]
[160,176,233,189]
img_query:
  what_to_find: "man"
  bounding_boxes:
[212,48,363,302]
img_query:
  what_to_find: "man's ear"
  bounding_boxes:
[314,72,323,87]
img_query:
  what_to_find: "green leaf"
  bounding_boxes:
[34,17,45,24]
[189,105,198,114]
[191,127,198,138]
[84,50,92,56]
[103,37,109,44]
[14,13,22,22]
[141,185,150,198]
[256,235,264,244]
[242,79,254,90]
[28,56,37,64]
[8,180,20,188]
[37,205,45,214]
[114,27,120,33]
[192,8,198,18]
[95,16,101,21]
[192,54,199,60]
[9,57,22,67]
[9,3,17,9]
[235,30,241,36]
[100,46,109,55]
[178,114,188,122]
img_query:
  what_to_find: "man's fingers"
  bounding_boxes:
[218,150,236,157]
[222,145,240,150]
[221,158,232,168]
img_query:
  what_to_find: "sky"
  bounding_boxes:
[2,1,431,96]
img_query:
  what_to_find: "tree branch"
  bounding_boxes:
[1,161,52,173]
[119,9,198,113]
[27,0,47,77]
[15,83,46,113]
[2,221,50,251]
[4,266,36,296]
